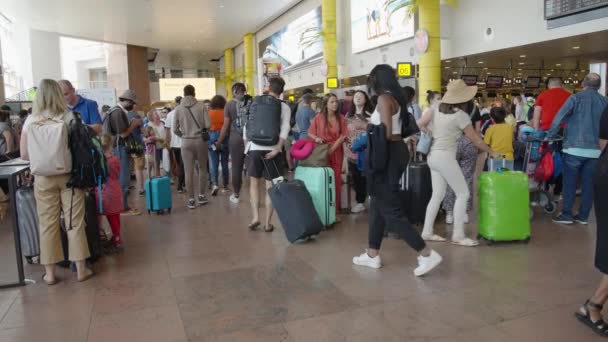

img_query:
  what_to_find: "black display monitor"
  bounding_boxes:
[486,76,504,88]
[461,75,478,86]
[525,76,542,89]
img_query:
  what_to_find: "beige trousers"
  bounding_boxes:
[34,174,89,265]
[181,138,209,199]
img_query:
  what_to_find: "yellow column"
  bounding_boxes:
[243,33,255,95]
[224,48,234,100]
[322,0,337,94]
[417,0,441,107]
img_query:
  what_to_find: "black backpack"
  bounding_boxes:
[246,95,282,146]
[67,112,108,190]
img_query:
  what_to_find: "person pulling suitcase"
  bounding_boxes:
[243,77,292,233]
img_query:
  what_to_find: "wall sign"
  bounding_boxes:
[327,77,339,89]
[396,62,413,78]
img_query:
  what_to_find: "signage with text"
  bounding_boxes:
[397,62,414,77]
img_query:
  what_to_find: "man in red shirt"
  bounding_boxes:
[532,78,571,130]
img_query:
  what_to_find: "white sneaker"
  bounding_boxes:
[414,250,442,277]
[352,250,382,269]
[211,186,219,196]
[351,203,366,214]
[187,199,196,210]
[446,212,454,224]
[229,194,240,204]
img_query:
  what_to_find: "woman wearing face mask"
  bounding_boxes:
[307,93,348,221]
[345,90,373,213]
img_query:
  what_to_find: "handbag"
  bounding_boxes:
[401,111,420,138]
[300,144,329,167]
[416,132,433,155]
[124,135,144,155]
[185,106,209,142]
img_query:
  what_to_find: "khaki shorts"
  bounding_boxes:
[131,154,145,171]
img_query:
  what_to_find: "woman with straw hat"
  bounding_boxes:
[420,79,499,247]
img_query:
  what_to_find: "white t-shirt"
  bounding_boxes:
[370,106,401,135]
[164,110,182,148]
[429,109,471,153]
[244,101,292,152]
[148,121,165,149]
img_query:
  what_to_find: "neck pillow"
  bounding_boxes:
[290,139,315,160]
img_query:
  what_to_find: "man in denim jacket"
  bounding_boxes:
[548,73,608,225]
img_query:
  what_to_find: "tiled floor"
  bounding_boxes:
[0,186,605,342]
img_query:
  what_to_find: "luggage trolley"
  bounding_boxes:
[520,129,562,216]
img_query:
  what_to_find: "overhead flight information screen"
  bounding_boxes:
[545,0,608,19]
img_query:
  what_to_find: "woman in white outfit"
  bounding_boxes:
[419,80,499,247]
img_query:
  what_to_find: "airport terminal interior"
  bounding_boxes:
[0,0,607,341]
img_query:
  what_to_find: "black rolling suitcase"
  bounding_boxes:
[400,154,432,225]
[269,179,323,243]
[59,190,103,267]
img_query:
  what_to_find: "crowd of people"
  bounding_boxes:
[4,64,608,338]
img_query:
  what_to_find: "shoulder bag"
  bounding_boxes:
[416,108,434,155]
[185,106,210,142]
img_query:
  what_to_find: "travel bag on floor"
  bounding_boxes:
[16,186,40,264]
[294,166,336,227]
[268,179,323,243]
[478,171,530,242]
[400,157,432,225]
[145,176,172,214]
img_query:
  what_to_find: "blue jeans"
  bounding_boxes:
[114,145,131,211]
[561,153,597,220]
[209,146,229,187]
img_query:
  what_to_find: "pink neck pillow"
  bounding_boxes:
[290,139,315,160]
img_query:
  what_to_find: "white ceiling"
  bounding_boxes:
[0,0,300,67]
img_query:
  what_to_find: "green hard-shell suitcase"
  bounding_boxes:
[478,171,531,242]
[294,166,336,227]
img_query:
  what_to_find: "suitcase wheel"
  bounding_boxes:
[168,208,172,214]
[147,210,151,215]
[25,256,33,264]
[543,202,556,214]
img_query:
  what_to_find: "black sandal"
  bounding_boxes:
[248,222,260,231]
[575,300,608,337]
[264,224,274,233]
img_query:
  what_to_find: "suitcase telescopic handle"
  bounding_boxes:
[328,174,334,205]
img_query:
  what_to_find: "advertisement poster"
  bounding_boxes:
[351,0,415,54]
[258,7,323,71]
[257,59,283,94]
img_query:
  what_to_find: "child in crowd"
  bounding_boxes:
[484,106,515,171]
[143,126,158,178]
[97,134,124,252]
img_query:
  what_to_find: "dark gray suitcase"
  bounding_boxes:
[268,179,323,243]
[16,187,40,263]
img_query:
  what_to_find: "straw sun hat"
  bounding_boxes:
[441,79,478,104]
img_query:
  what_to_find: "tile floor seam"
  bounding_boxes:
[0,294,18,328]
[480,299,583,329]
[168,261,190,341]
[85,291,96,342]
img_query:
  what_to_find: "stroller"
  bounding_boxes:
[519,128,562,215]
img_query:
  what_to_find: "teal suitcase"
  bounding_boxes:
[294,167,336,226]
[478,171,530,242]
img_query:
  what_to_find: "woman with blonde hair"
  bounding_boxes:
[20,79,93,285]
